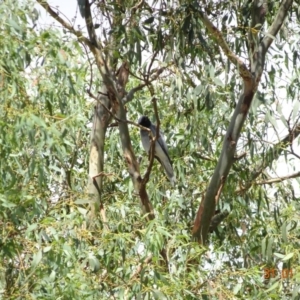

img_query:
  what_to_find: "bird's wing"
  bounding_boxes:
[140,123,176,185]
[152,133,175,186]
[150,124,172,165]
[140,129,151,153]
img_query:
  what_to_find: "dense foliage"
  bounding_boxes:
[1,0,300,299]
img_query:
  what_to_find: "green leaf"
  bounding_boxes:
[43,246,52,253]
[75,198,91,204]
[152,289,166,299]
[233,283,242,295]
[282,252,294,261]
[77,207,87,216]
[267,237,273,262]
[274,252,285,259]
[266,281,279,293]
[265,111,278,129]
[31,250,42,268]
[26,223,38,234]
[281,222,287,243]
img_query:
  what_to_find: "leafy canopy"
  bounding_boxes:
[1,0,300,299]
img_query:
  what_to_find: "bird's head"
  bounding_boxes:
[138,116,151,128]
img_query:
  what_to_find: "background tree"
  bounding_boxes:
[1,0,300,298]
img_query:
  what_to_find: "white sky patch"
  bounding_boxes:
[36,0,84,30]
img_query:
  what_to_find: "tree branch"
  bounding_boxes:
[253,0,293,79]
[256,171,300,185]
[123,66,168,104]
[248,1,268,68]
[261,0,293,55]
[88,90,154,133]
[197,10,252,80]
[192,1,293,244]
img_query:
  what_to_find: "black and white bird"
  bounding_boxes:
[138,116,175,185]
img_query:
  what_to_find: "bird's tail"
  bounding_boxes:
[157,157,176,186]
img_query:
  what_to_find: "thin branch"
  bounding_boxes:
[197,10,252,80]
[82,42,94,91]
[234,152,247,161]
[131,0,144,13]
[289,149,300,160]
[92,177,102,197]
[236,122,300,194]
[256,171,300,185]
[248,0,267,64]
[147,51,159,81]
[123,66,168,104]
[215,176,226,206]
[261,0,293,55]
[253,0,293,79]
[87,89,114,115]
[130,254,152,279]
[87,90,152,131]
[194,153,214,161]
[92,172,116,179]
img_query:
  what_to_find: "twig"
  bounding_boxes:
[87,90,152,132]
[289,150,300,160]
[92,172,116,179]
[215,176,225,206]
[234,152,247,161]
[194,153,214,161]
[87,89,114,116]
[82,42,94,92]
[130,254,152,279]
[131,0,144,13]
[92,177,102,197]
[147,51,159,81]
[260,0,293,55]
[123,66,168,104]
[256,171,300,185]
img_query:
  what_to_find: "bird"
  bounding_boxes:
[138,115,175,185]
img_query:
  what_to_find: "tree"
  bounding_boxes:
[1,0,300,298]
